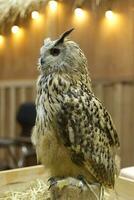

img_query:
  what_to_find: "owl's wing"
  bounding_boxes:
[57,86,120,187]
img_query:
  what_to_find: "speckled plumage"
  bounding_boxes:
[32,29,120,189]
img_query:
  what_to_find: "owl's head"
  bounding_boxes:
[38,29,88,77]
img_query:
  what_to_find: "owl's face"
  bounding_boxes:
[38,29,88,76]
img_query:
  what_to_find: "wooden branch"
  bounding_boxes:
[49,177,100,200]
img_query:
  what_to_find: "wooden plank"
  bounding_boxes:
[113,83,122,137]
[103,84,114,116]
[19,87,26,103]
[93,83,104,102]
[31,85,36,100]
[0,165,45,187]
[0,80,35,88]
[0,87,6,161]
[121,84,133,167]
[9,87,16,138]
[0,87,6,137]
[115,176,134,200]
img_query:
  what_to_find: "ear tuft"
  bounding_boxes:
[55,28,74,45]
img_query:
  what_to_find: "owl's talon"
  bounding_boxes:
[48,177,85,191]
[48,176,66,190]
[48,177,58,189]
[62,177,84,192]
[77,175,91,189]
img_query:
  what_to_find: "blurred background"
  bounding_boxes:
[0,0,134,170]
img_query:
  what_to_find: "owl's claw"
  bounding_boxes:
[77,175,92,193]
[77,175,100,188]
[77,175,88,185]
[48,176,66,190]
[77,175,104,199]
[48,177,84,191]
[48,177,58,189]
[77,175,92,189]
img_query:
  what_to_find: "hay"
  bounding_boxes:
[0,179,51,200]
[0,0,48,32]
[0,177,117,200]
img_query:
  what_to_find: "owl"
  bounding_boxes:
[32,29,120,194]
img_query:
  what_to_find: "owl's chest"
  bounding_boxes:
[36,75,68,128]
[36,88,56,128]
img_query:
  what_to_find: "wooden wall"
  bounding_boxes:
[0,0,134,168]
[0,0,134,81]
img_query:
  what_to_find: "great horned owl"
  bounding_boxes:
[32,29,120,192]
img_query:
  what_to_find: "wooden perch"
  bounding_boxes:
[0,165,134,200]
[49,177,101,200]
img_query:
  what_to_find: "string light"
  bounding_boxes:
[105,10,115,21]
[31,11,40,20]
[11,25,20,34]
[0,3,122,43]
[104,9,120,28]
[48,0,58,12]
[74,7,87,23]
[74,7,84,18]
[11,25,24,43]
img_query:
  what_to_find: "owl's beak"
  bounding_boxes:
[55,28,74,46]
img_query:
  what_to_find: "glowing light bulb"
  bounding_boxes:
[11,26,24,42]
[0,35,4,46]
[74,7,85,18]
[105,10,115,20]
[11,25,20,34]
[48,0,58,12]
[31,11,40,20]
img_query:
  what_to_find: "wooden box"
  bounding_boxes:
[0,165,134,200]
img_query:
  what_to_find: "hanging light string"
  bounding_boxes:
[0,0,119,45]
[48,0,58,11]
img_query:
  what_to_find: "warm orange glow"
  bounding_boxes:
[11,25,20,34]
[101,12,123,36]
[11,25,24,43]
[31,11,40,20]
[103,10,121,30]
[0,35,4,46]
[31,13,44,29]
[48,0,58,12]
[73,8,88,24]
[11,27,24,43]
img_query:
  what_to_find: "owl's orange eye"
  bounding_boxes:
[50,48,60,56]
